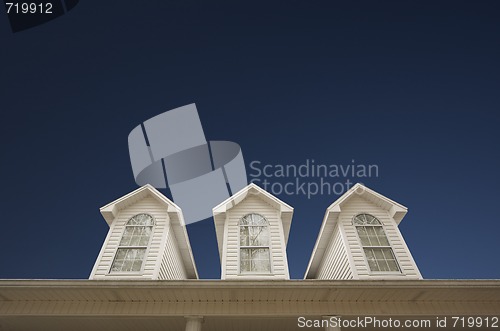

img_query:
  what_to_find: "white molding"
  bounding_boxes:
[153,213,171,279]
[339,220,358,279]
[88,213,117,279]
[1,279,499,317]
[221,213,229,280]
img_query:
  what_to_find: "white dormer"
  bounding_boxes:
[213,183,293,280]
[90,185,198,280]
[305,183,422,280]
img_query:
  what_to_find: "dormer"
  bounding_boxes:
[213,183,293,280]
[305,183,422,280]
[90,185,198,280]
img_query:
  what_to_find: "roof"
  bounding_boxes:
[212,183,294,258]
[304,183,408,279]
[1,279,499,331]
[99,184,198,279]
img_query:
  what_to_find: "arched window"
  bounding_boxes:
[353,213,400,272]
[110,214,154,273]
[239,213,271,273]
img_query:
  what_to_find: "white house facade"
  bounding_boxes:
[90,184,198,280]
[305,183,422,280]
[1,183,499,331]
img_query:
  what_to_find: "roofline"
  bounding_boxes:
[2,278,500,288]
[213,182,293,213]
[303,207,331,278]
[326,183,407,213]
[100,184,182,224]
[1,279,499,317]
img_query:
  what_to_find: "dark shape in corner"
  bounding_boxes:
[4,0,79,33]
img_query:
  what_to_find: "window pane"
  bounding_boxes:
[115,248,127,260]
[251,214,267,226]
[240,259,251,272]
[252,248,270,272]
[355,224,390,247]
[240,248,250,260]
[125,249,136,260]
[240,226,249,246]
[356,215,400,273]
[252,248,268,260]
[249,226,269,246]
[374,227,390,246]
[110,259,123,272]
[249,214,257,225]
[364,248,374,259]
[374,249,385,260]
[120,226,152,247]
[240,215,249,225]
[138,237,149,246]
[136,248,145,260]
[367,259,379,271]
[122,259,133,271]
[111,248,146,272]
[353,215,364,225]
[132,260,143,271]
[111,214,153,274]
[129,231,141,245]
[353,213,382,225]
[240,213,267,226]
[377,259,390,271]
[253,258,270,272]
[128,214,154,226]
[364,248,400,272]
[119,227,133,246]
[365,227,378,246]
[387,259,399,271]
[240,214,269,247]
[364,248,378,271]
[240,248,251,272]
[356,227,370,246]
[240,248,270,273]
[239,214,270,273]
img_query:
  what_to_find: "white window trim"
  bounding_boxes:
[238,213,273,275]
[108,213,155,275]
[353,213,403,275]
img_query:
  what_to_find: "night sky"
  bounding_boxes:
[1,0,499,280]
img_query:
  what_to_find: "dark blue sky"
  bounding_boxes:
[1,0,499,280]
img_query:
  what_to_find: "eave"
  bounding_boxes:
[0,279,499,317]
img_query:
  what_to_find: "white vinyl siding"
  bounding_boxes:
[239,214,271,273]
[222,195,290,280]
[316,222,353,280]
[339,195,422,279]
[90,196,188,280]
[110,214,154,273]
[158,224,187,279]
